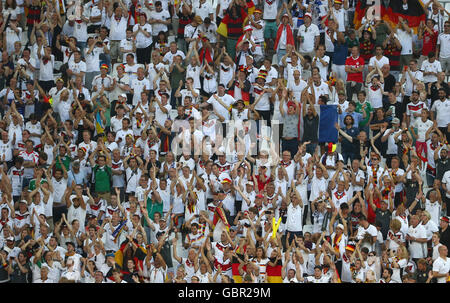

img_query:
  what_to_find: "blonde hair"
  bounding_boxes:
[390,219,402,232]
[397,245,409,259]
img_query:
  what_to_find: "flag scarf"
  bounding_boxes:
[112,220,127,243]
[43,95,53,106]
[273,23,295,52]
[95,111,104,135]
[212,205,230,231]
[198,46,213,64]
[354,0,426,32]
[115,238,147,269]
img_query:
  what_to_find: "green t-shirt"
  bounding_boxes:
[144,197,163,223]
[55,155,71,171]
[28,178,47,191]
[345,37,359,50]
[355,101,373,128]
[170,63,186,91]
[93,165,112,193]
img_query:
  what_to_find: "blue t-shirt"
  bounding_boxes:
[341,126,359,153]
[333,41,348,65]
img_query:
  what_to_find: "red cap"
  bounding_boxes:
[441,216,449,223]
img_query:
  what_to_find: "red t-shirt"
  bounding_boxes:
[345,55,365,83]
[422,29,438,56]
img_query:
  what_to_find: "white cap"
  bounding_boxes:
[68,15,76,21]
[336,224,344,230]
[17,59,27,66]
[120,93,127,98]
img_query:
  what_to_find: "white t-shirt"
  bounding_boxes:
[313,55,330,81]
[421,59,442,83]
[131,78,151,106]
[368,56,389,69]
[437,33,450,58]
[85,46,102,73]
[356,224,378,251]
[206,94,235,120]
[396,30,413,55]
[431,99,450,128]
[407,224,427,259]
[68,60,87,83]
[432,257,450,283]
[133,24,153,48]
[308,81,330,103]
[109,15,128,40]
[297,24,320,53]
[263,0,278,20]
[413,119,434,142]
[39,55,55,81]
[443,170,450,199]
[150,10,171,34]
[67,195,88,229]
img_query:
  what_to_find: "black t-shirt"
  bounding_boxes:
[430,82,450,105]
[383,74,396,93]
[375,208,391,239]
[383,101,403,121]
[303,114,319,142]
[352,139,370,158]
[10,262,31,283]
[159,240,173,268]
[416,268,430,283]
[440,227,450,251]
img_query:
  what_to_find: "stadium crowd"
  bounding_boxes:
[0,0,449,283]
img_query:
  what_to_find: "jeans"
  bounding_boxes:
[76,41,87,55]
[342,152,355,166]
[305,142,318,156]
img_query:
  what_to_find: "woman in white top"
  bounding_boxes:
[133,14,153,65]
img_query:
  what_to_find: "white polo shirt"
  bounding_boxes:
[431,99,450,128]
[421,59,442,83]
[109,15,127,41]
[297,24,320,53]
[432,257,450,283]
[286,203,303,232]
[407,224,427,259]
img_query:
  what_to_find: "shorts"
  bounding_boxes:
[264,20,277,39]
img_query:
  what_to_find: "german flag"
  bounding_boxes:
[217,4,252,38]
[266,258,283,283]
[381,0,426,31]
[354,0,426,32]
